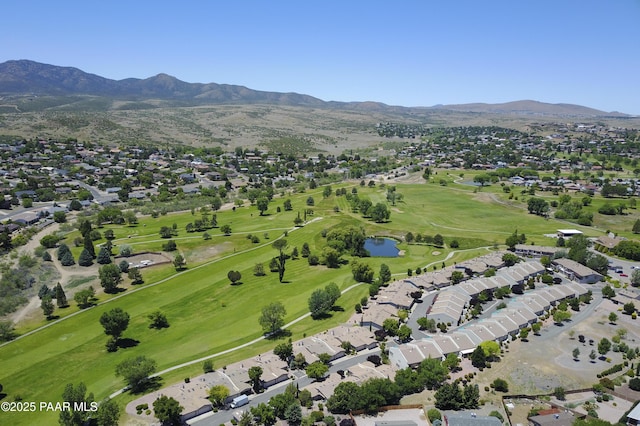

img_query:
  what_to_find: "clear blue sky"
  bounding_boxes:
[2,1,639,114]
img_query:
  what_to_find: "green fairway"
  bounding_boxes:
[2,178,632,425]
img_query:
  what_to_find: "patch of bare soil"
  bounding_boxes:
[183,241,233,264]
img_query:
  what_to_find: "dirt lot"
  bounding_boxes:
[404,294,640,424]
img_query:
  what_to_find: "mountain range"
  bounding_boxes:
[0,60,630,117]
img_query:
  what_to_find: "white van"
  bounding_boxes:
[230,394,248,408]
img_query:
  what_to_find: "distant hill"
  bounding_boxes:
[0,60,630,117]
[0,60,325,107]
[429,100,629,118]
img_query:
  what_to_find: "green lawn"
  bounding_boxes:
[2,178,634,425]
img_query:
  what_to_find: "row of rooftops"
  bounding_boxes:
[389,281,589,369]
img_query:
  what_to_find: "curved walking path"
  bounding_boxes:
[0,218,323,349]
[109,280,366,399]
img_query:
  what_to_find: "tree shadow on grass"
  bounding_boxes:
[331,306,344,312]
[311,313,333,321]
[105,287,127,294]
[265,329,292,340]
[130,376,163,395]
[117,338,140,349]
[0,392,7,401]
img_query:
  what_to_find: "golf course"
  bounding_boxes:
[0,174,632,425]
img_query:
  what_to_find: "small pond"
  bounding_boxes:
[364,237,400,257]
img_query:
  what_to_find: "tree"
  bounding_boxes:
[41,295,55,319]
[397,324,412,342]
[74,287,96,308]
[220,224,232,235]
[553,309,572,323]
[208,385,230,407]
[369,203,391,223]
[382,318,399,336]
[553,386,566,400]
[327,381,362,413]
[427,408,441,423]
[119,244,133,257]
[296,242,309,259]
[479,340,501,359]
[352,261,374,283]
[115,356,157,392]
[153,395,183,425]
[54,282,68,308]
[632,269,640,287]
[272,239,288,282]
[99,264,122,293]
[227,270,242,284]
[59,382,95,426]
[96,246,112,264]
[100,307,130,343]
[78,248,94,266]
[608,312,618,324]
[471,345,487,368]
[274,340,293,362]
[491,378,509,392]
[148,311,169,329]
[257,197,269,215]
[251,402,276,426]
[602,285,616,298]
[623,301,636,315]
[379,264,392,285]
[128,267,143,284]
[259,302,286,335]
[527,197,550,216]
[306,361,329,380]
[95,397,120,426]
[40,234,61,248]
[254,262,265,276]
[450,270,465,284]
[309,288,334,318]
[0,320,16,342]
[633,219,640,234]
[434,382,464,410]
[173,254,186,271]
[417,317,437,332]
[598,338,611,356]
[60,250,76,266]
[283,199,293,211]
[573,347,580,360]
[502,252,520,266]
[249,365,263,392]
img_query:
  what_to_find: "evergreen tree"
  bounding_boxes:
[57,243,71,261]
[78,248,94,266]
[84,234,96,259]
[60,250,76,266]
[54,283,68,308]
[96,246,112,264]
[633,219,640,234]
[41,296,55,319]
[38,284,51,300]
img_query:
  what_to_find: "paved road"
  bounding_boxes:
[189,348,381,426]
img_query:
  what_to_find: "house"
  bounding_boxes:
[528,411,576,426]
[627,402,640,425]
[552,258,603,284]
[594,235,624,252]
[557,229,583,238]
[444,412,502,426]
[515,244,559,258]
